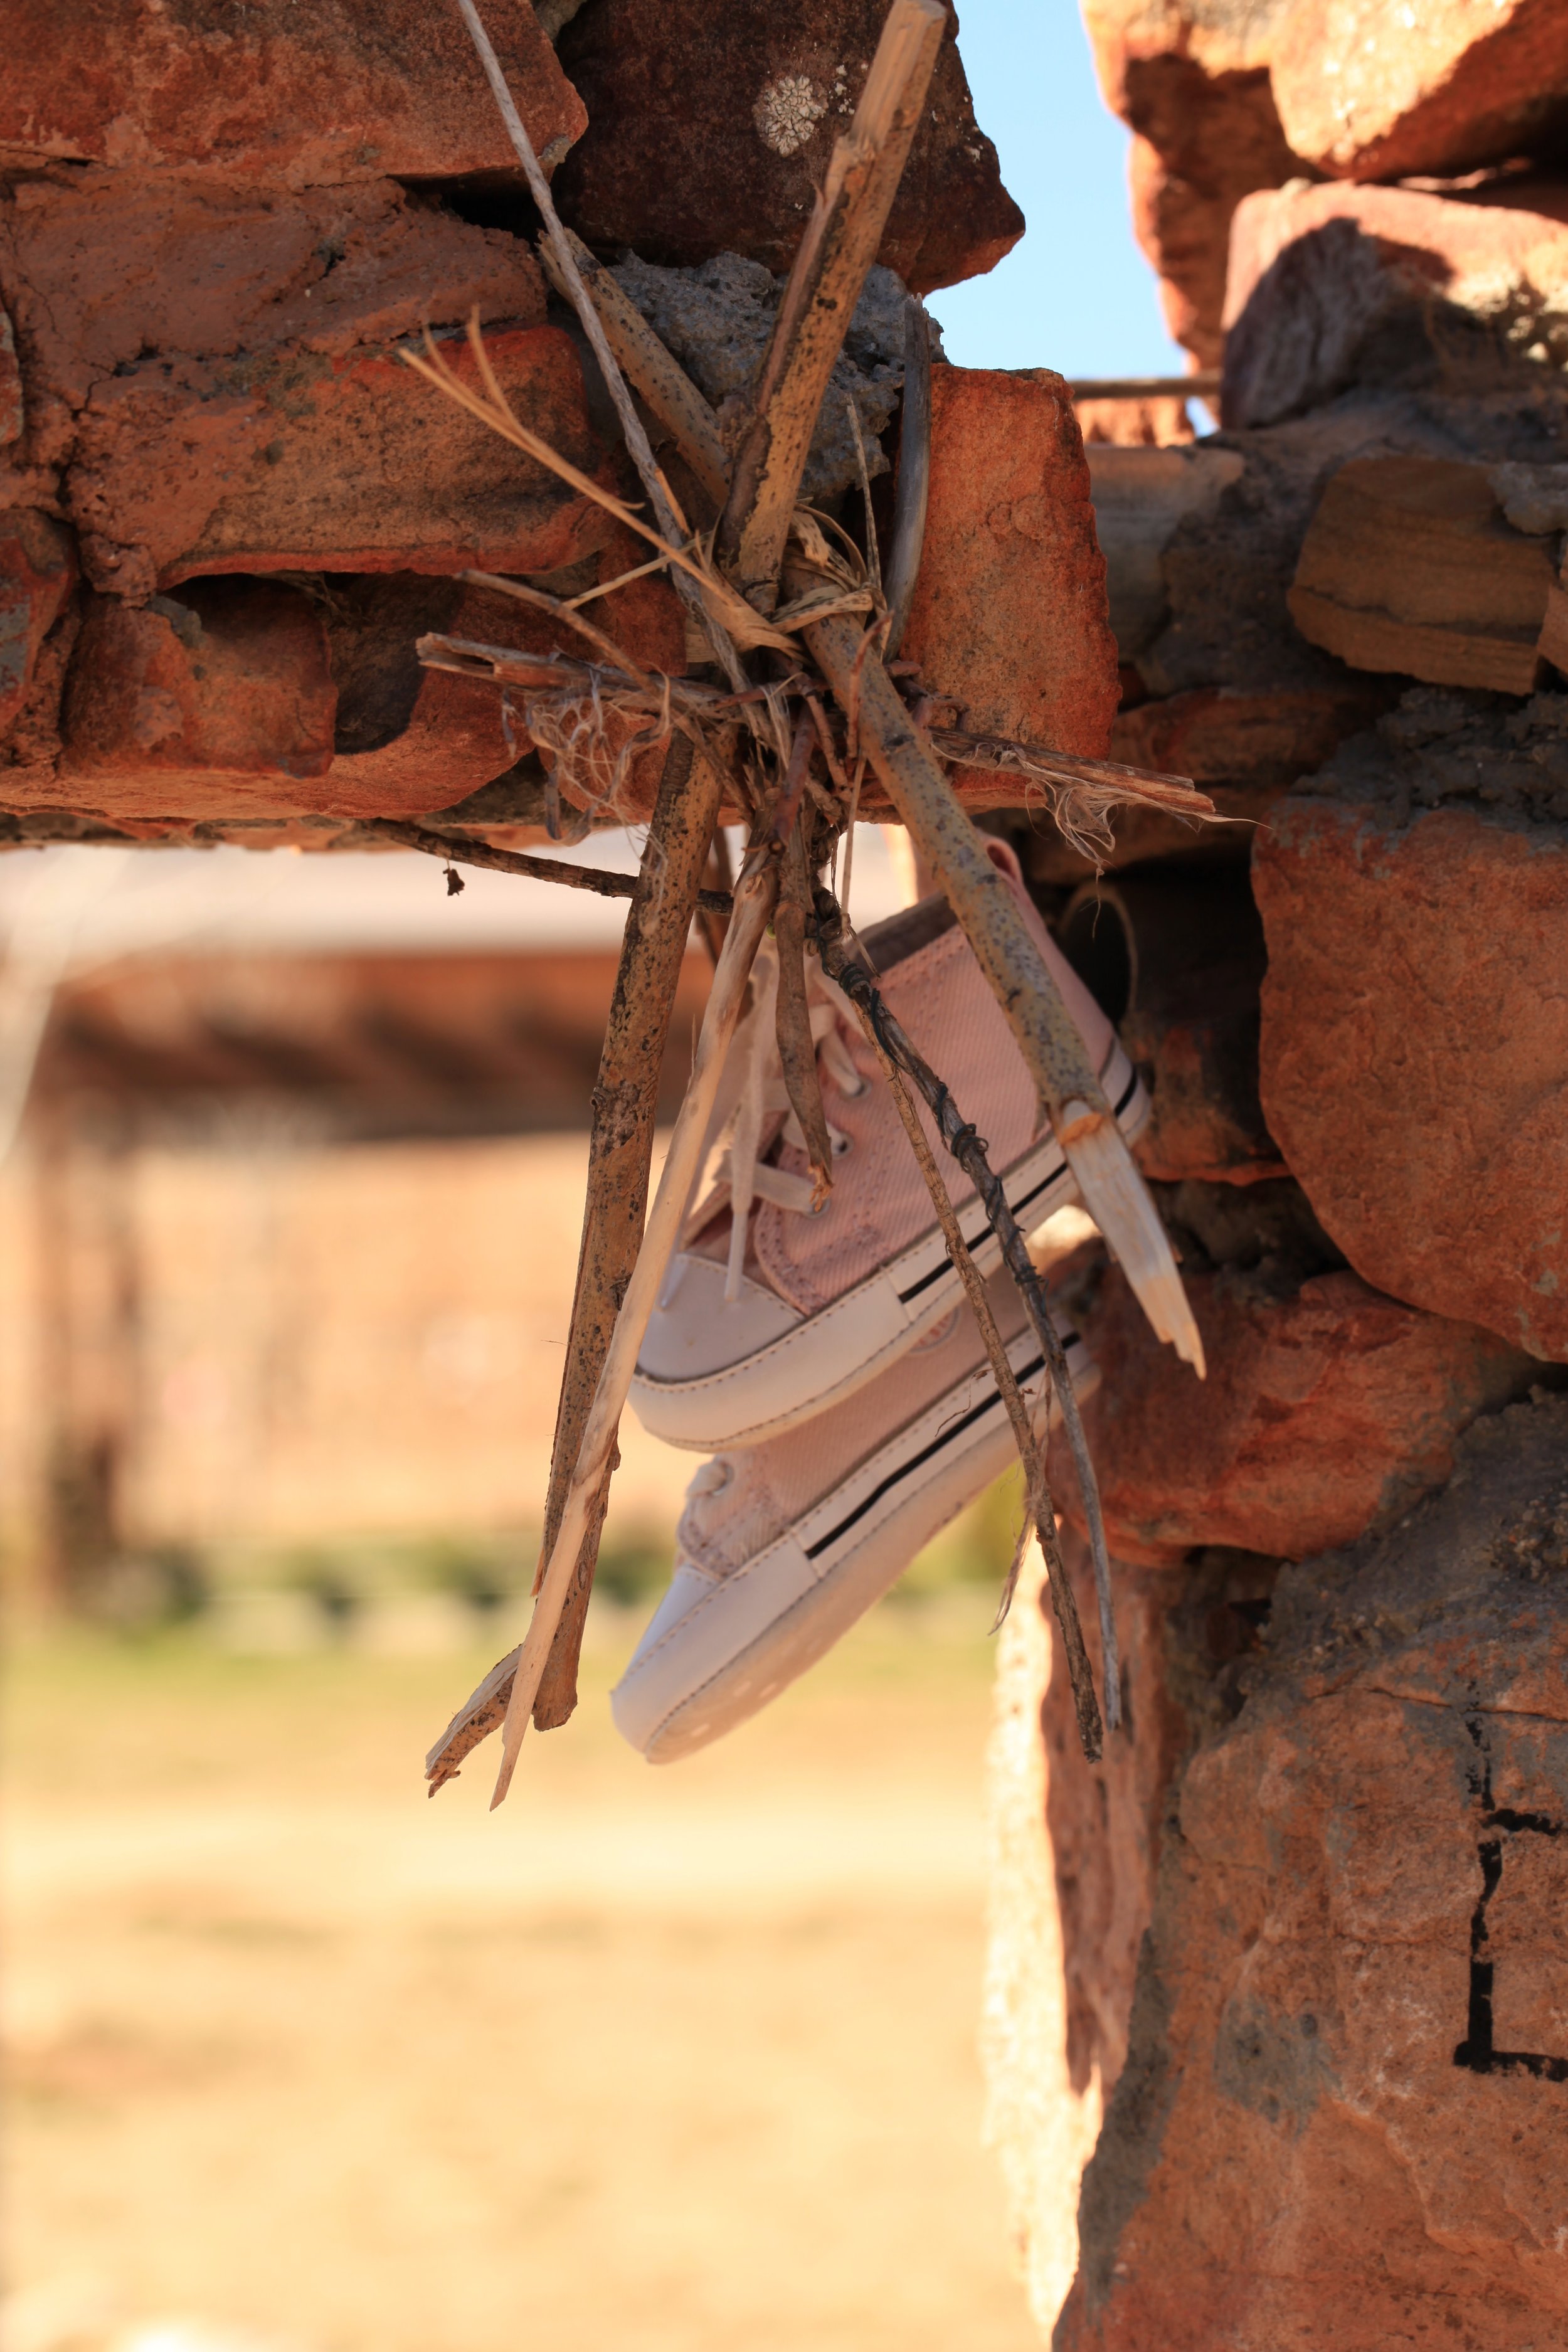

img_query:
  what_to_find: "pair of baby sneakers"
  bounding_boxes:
[612,840,1147,1763]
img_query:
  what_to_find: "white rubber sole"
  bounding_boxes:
[612,1325,1096,1764]
[630,1044,1142,1454]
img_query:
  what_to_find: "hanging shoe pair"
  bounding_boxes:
[613,839,1147,1761]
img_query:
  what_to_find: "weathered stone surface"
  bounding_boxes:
[1057,1393,1568,2351]
[611,253,908,506]
[1271,0,1568,184]
[1073,393,1193,448]
[57,579,336,817]
[66,324,612,600]
[900,368,1119,762]
[554,0,1022,294]
[0,171,546,470]
[1255,750,1568,1360]
[0,511,75,735]
[1290,455,1557,694]
[1051,1200,1534,1561]
[0,0,585,187]
[1081,0,1304,367]
[1224,177,1568,431]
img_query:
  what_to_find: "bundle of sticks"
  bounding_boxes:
[416,0,1216,1803]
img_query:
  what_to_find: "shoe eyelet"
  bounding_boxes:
[830,1130,854,1159]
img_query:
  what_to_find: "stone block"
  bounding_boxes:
[1223,177,1568,430]
[58,578,336,818]
[1271,0,1568,184]
[63,323,613,600]
[1254,754,1568,1360]
[1057,1394,1568,2352]
[0,171,546,455]
[1080,0,1305,367]
[0,0,585,187]
[899,367,1119,762]
[1051,1236,1532,1563]
[0,511,76,736]
[553,0,1022,294]
[1289,456,1557,694]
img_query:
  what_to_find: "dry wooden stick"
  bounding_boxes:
[364,817,733,911]
[453,0,750,692]
[883,295,931,659]
[805,606,1204,1380]
[774,808,834,1204]
[539,228,732,514]
[715,0,946,611]
[531,734,728,1729]
[814,894,1122,1728]
[482,842,780,1804]
[832,960,1103,1758]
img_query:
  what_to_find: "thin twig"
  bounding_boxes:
[484,845,780,1804]
[538,226,733,514]
[813,886,1123,1732]
[453,0,749,689]
[366,817,734,912]
[803,601,1202,1382]
[716,0,946,610]
[830,945,1103,1758]
[884,295,931,658]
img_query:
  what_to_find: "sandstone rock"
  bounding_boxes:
[0,0,584,187]
[1223,177,1568,430]
[0,511,75,736]
[553,0,1021,294]
[1057,1392,1568,2351]
[1290,455,1556,694]
[1051,1207,1534,1560]
[1271,0,1568,184]
[899,368,1119,763]
[1081,0,1305,368]
[0,171,546,467]
[1254,734,1568,1359]
[65,324,612,599]
[58,580,336,817]
[1087,443,1245,664]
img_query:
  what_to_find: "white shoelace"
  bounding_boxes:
[691,941,871,1301]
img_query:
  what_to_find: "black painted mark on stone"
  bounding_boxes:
[1453,1715,1568,2084]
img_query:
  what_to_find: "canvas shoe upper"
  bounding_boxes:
[613,1261,1096,1763]
[630,837,1143,1453]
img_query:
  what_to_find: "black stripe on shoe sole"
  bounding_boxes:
[803,1334,1078,1562]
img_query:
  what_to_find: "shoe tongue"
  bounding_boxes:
[859,891,956,973]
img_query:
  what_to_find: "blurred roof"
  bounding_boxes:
[0,829,909,973]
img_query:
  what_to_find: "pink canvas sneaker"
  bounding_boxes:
[613,1263,1096,1763]
[630,837,1143,1453]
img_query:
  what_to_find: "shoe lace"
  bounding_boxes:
[690,940,871,1302]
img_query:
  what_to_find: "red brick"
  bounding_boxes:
[553,0,1020,294]
[1256,797,1568,1362]
[64,324,614,600]
[0,0,584,187]
[0,172,545,445]
[0,511,76,736]
[899,368,1119,763]
[1271,0,1568,183]
[57,578,336,818]
[1051,1261,1531,1564]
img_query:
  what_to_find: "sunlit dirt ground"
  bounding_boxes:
[6,1607,1037,2352]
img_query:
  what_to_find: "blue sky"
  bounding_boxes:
[929,0,1187,377]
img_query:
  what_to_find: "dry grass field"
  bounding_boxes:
[4,1604,1038,2352]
